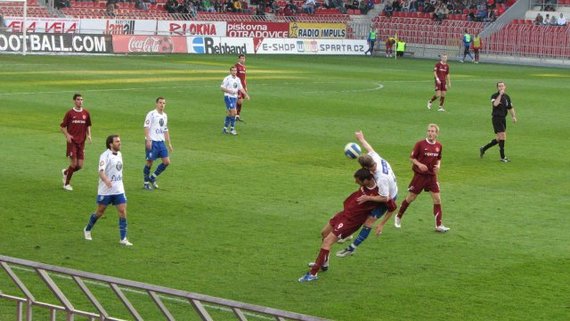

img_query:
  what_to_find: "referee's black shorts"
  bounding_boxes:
[492,117,506,133]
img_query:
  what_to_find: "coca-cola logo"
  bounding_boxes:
[127,36,173,53]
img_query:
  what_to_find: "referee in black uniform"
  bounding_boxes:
[479,81,517,162]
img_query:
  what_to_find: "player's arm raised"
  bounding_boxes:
[355,130,375,154]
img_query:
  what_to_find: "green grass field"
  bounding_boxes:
[0,54,569,321]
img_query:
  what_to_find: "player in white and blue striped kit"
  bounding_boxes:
[143,97,173,190]
[83,135,132,246]
[220,66,250,136]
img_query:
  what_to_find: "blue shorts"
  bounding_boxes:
[146,141,168,161]
[224,96,237,111]
[370,195,398,218]
[97,194,127,206]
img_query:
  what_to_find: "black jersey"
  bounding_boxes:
[490,92,513,118]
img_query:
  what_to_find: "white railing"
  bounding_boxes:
[0,255,331,321]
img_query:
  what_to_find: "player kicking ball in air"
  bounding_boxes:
[299,168,387,282]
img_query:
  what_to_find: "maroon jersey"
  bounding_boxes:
[60,108,91,144]
[411,139,442,176]
[434,62,449,83]
[340,184,381,223]
[235,62,247,90]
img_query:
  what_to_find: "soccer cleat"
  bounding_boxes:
[336,248,355,258]
[222,127,228,134]
[230,129,238,136]
[435,225,450,233]
[500,157,511,163]
[298,273,318,282]
[426,101,432,110]
[149,177,159,189]
[63,184,73,191]
[143,182,152,190]
[336,235,353,244]
[83,228,92,241]
[479,147,485,159]
[438,107,446,112]
[119,238,133,246]
[308,262,329,272]
[459,60,464,63]
[394,216,402,228]
[61,168,67,185]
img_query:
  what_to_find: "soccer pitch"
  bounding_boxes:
[0,54,569,321]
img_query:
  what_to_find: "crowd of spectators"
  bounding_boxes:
[164,0,247,14]
[534,12,567,25]
[382,0,514,22]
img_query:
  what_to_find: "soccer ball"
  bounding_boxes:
[344,142,362,159]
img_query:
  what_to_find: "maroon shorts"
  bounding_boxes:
[407,172,440,194]
[238,88,247,100]
[434,80,447,92]
[66,141,85,159]
[329,212,363,240]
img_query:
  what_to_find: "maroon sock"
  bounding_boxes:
[439,96,446,107]
[430,95,437,103]
[310,248,330,275]
[397,200,410,218]
[65,166,75,185]
[434,204,442,226]
[236,102,242,116]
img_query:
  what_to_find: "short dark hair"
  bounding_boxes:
[106,135,119,149]
[238,54,245,58]
[354,167,374,182]
[73,93,82,100]
[156,96,165,103]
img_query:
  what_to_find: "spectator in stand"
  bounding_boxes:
[55,0,70,9]
[182,0,198,15]
[224,0,234,12]
[534,12,544,25]
[166,0,180,12]
[391,0,401,11]
[106,0,117,16]
[408,0,417,11]
[203,0,216,11]
[232,0,243,12]
[433,2,449,22]
[302,0,316,14]
[359,0,369,14]
[287,0,299,13]
[383,1,393,16]
[549,14,557,25]
[558,13,567,26]
[270,0,282,13]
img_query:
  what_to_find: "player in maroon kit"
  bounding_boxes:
[60,93,92,191]
[395,124,450,233]
[427,54,451,112]
[298,168,389,282]
[234,54,247,122]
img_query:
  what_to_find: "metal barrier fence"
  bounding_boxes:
[0,255,331,321]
